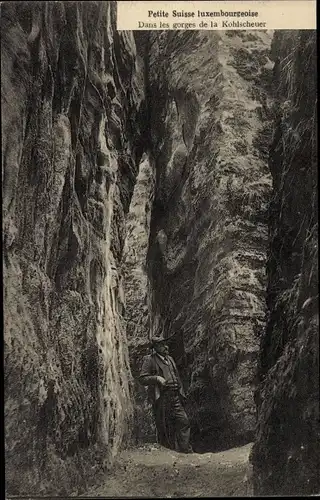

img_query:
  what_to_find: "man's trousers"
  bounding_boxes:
[152,388,191,453]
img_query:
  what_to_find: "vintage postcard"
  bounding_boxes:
[2,0,317,498]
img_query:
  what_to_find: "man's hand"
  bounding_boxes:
[165,381,179,390]
[156,376,166,386]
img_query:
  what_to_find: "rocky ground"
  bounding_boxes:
[82,443,253,498]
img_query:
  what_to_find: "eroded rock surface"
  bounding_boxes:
[2,2,145,494]
[122,154,156,442]
[251,31,319,496]
[143,30,274,450]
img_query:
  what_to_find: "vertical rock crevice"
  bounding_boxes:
[141,30,274,451]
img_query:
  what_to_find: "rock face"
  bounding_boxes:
[122,154,156,442]
[251,31,319,496]
[144,30,274,451]
[122,154,155,357]
[2,2,146,494]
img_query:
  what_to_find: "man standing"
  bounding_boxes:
[138,335,193,453]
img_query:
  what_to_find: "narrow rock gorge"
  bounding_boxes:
[2,2,318,497]
[144,29,273,452]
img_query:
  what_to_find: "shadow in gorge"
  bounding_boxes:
[191,427,255,454]
[188,400,255,454]
[165,334,254,454]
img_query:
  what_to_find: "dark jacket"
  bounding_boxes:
[138,353,186,403]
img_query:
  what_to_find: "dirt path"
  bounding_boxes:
[83,442,253,497]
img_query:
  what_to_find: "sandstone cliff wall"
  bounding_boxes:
[122,154,156,442]
[144,30,274,450]
[251,30,319,496]
[2,2,145,494]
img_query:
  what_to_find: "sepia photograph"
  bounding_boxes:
[1,0,318,497]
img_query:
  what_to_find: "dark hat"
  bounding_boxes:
[149,335,166,348]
